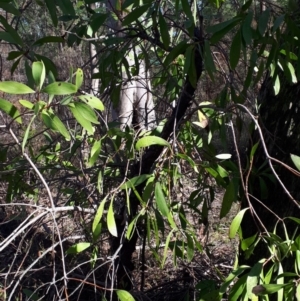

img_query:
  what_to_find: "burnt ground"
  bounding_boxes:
[0,184,238,301]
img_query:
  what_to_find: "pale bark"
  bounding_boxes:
[107,0,156,131]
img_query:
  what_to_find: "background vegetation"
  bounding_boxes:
[1,0,300,300]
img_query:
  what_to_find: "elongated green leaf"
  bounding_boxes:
[186,233,194,262]
[273,75,280,95]
[90,13,109,32]
[78,95,104,111]
[220,181,236,218]
[258,9,270,36]
[66,242,91,254]
[161,230,174,267]
[229,208,249,239]
[7,51,23,61]
[0,98,22,123]
[43,82,77,95]
[116,290,135,301]
[159,11,170,49]
[120,174,151,190]
[33,36,64,46]
[0,16,23,46]
[0,32,17,44]
[242,11,253,46]
[155,182,169,217]
[92,197,107,233]
[230,30,242,69]
[45,0,58,27]
[136,136,170,150]
[51,115,71,140]
[89,139,102,167]
[228,274,247,301]
[73,102,99,124]
[247,260,264,299]
[22,115,36,152]
[0,2,20,16]
[122,4,151,26]
[35,54,58,77]
[204,40,216,80]
[209,17,242,44]
[252,284,289,296]
[0,81,35,94]
[164,41,187,67]
[69,104,94,134]
[75,68,84,89]
[32,61,46,90]
[291,154,300,171]
[19,99,34,109]
[107,199,117,237]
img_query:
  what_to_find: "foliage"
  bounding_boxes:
[1,0,300,300]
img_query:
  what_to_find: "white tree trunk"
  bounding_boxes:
[107,0,156,131]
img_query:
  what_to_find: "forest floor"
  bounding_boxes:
[0,183,238,301]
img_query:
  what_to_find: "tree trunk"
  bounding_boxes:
[110,31,204,290]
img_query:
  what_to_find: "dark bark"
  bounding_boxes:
[240,73,300,268]
[110,31,204,290]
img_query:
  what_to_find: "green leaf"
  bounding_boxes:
[7,51,23,60]
[230,30,241,69]
[45,0,58,27]
[285,61,297,84]
[35,54,58,78]
[273,75,280,95]
[228,274,247,301]
[159,11,170,49]
[291,154,300,171]
[209,17,242,44]
[90,13,109,32]
[78,95,104,111]
[258,9,270,36]
[0,2,21,16]
[33,36,64,46]
[181,0,194,32]
[155,182,169,217]
[247,261,264,299]
[32,61,46,90]
[164,41,187,66]
[116,290,135,301]
[120,174,152,190]
[72,102,99,124]
[107,199,117,237]
[22,115,36,152]
[252,284,289,296]
[204,40,216,81]
[75,68,84,89]
[57,0,75,16]
[89,139,102,167]
[69,104,94,134]
[135,136,170,150]
[242,11,253,46]
[186,233,194,262]
[43,82,77,95]
[0,98,22,123]
[161,230,174,267]
[92,197,107,233]
[19,99,34,109]
[229,208,249,239]
[51,115,71,140]
[66,242,91,254]
[122,4,151,26]
[0,81,35,94]
[220,181,237,218]
[0,16,24,46]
